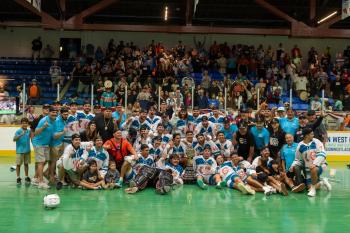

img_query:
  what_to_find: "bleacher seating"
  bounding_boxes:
[0,58,74,104]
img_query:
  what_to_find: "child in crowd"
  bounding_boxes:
[104,161,120,189]
[13,118,31,185]
[81,160,105,190]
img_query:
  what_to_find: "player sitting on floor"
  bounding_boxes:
[157,153,185,186]
[290,128,331,197]
[252,146,288,196]
[81,159,105,190]
[218,155,255,195]
[193,146,226,190]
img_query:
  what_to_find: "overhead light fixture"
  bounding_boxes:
[164,6,168,21]
[317,11,338,24]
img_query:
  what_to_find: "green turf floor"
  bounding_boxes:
[1,157,350,233]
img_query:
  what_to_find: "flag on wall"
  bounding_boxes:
[342,0,350,19]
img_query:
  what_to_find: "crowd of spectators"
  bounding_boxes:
[63,38,350,112]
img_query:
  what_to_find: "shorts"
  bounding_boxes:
[66,169,81,184]
[34,146,50,163]
[198,173,215,185]
[16,153,31,165]
[50,144,64,162]
[226,173,239,189]
[305,166,323,185]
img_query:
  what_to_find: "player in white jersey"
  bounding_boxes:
[215,131,234,159]
[133,126,152,153]
[217,155,255,195]
[290,128,331,197]
[193,146,226,189]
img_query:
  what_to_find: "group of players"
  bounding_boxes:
[13,101,332,197]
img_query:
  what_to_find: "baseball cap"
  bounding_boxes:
[299,113,307,119]
[238,120,248,129]
[277,106,285,112]
[307,110,316,116]
[223,117,230,124]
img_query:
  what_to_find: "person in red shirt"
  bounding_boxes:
[103,129,137,172]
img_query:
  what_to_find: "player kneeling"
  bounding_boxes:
[290,128,331,197]
[193,146,226,190]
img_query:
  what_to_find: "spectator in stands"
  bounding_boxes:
[307,110,328,145]
[197,89,208,109]
[42,44,54,59]
[50,61,63,88]
[28,79,40,105]
[77,64,92,95]
[100,81,117,108]
[31,36,42,60]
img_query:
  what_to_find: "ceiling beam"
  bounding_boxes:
[66,0,119,25]
[185,0,194,26]
[60,0,66,13]
[255,0,297,23]
[317,14,341,28]
[310,0,316,21]
[14,0,42,16]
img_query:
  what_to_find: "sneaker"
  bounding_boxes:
[16,177,22,185]
[25,177,31,184]
[307,187,317,197]
[236,183,248,194]
[115,180,123,188]
[263,186,273,196]
[38,182,50,189]
[125,187,138,194]
[94,186,102,190]
[129,180,137,188]
[216,181,226,189]
[31,178,39,186]
[292,183,306,193]
[10,166,16,172]
[56,181,63,190]
[245,185,256,195]
[197,179,208,190]
[280,183,288,196]
[320,178,332,191]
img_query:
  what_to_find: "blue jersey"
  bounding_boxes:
[77,111,95,121]
[14,128,31,154]
[279,117,299,136]
[149,145,164,160]
[146,115,161,130]
[32,116,56,147]
[166,142,187,157]
[208,115,225,124]
[87,146,109,171]
[67,113,78,124]
[130,117,151,131]
[112,111,127,128]
[193,155,217,176]
[194,140,220,157]
[250,126,270,150]
[165,162,184,177]
[195,121,216,138]
[52,115,67,147]
[220,124,238,140]
[280,142,298,171]
[137,155,155,167]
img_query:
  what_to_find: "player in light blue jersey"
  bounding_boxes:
[290,128,331,197]
[193,146,226,189]
[250,117,270,156]
[279,108,299,136]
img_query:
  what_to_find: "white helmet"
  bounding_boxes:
[43,194,60,209]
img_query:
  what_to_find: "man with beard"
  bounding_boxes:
[233,120,255,163]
